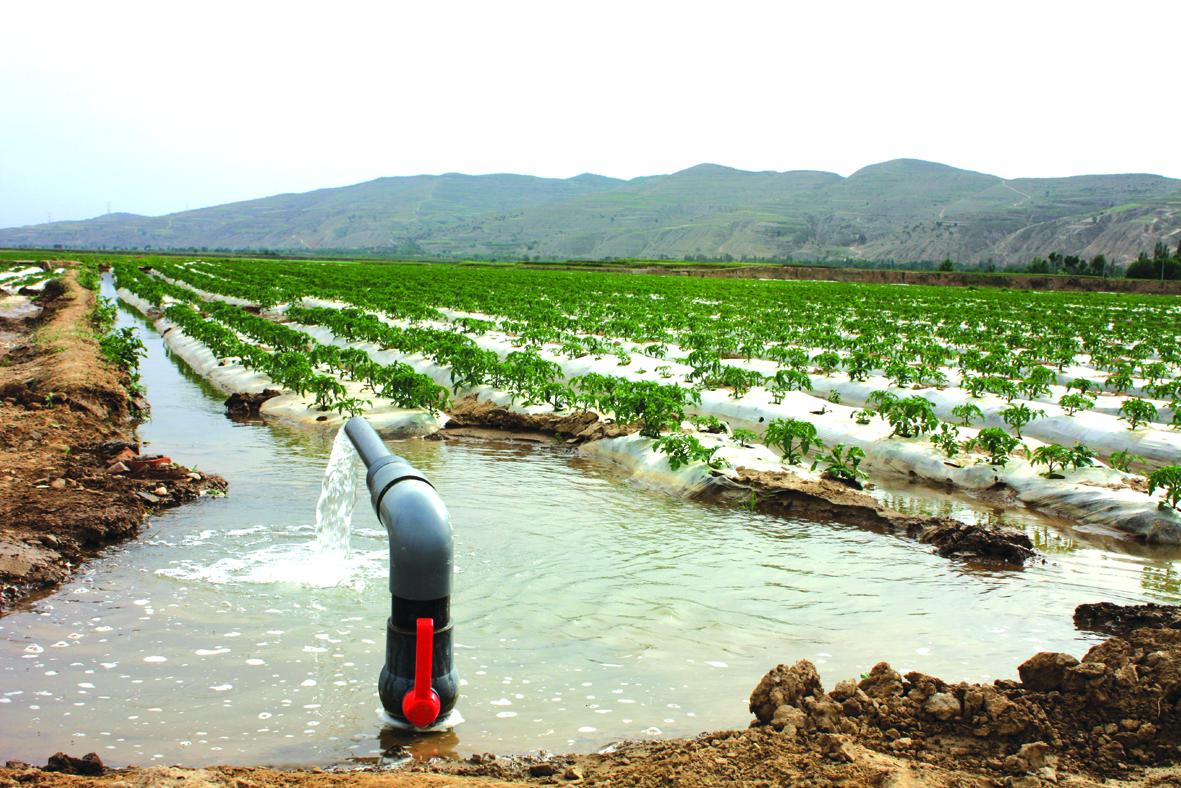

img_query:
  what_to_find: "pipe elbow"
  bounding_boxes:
[378,479,453,600]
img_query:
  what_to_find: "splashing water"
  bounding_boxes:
[315,427,360,558]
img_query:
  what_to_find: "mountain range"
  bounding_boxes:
[3,159,1180,264]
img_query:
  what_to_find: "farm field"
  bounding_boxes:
[109,255,1181,546]
[2,253,1180,786]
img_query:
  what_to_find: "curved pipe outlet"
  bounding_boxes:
[343,416,459,728]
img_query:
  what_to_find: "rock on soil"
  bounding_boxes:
[226,388,282,419]
[1074,601,1181,636]
[43,752,104,776]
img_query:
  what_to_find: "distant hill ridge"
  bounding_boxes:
[3,158,1179,264]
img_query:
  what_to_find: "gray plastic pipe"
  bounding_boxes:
[343,416,458,728]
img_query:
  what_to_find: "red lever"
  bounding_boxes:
[402,617,441,728]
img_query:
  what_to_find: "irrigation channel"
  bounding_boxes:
[0,285,1179,769]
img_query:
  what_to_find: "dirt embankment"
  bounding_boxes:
[528,263,1181,295]
[445,396,1036,567]
[0,271,225,612]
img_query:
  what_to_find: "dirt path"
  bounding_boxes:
[0,268,224,612]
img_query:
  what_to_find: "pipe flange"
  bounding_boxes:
[367,455,433,511]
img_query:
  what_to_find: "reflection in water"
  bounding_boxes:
[0,282,1178,769]
[1030,525,1079,556]
[1142,564,1180,595]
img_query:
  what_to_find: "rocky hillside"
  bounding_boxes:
[3,160,1179,264]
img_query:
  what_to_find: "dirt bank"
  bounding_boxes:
[526,263,1181,295]
[712,468,1036,566]
[444,395,639,443]
[0,270,225,612]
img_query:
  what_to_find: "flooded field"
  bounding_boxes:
[1,298,1179,768]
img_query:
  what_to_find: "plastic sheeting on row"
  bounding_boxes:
[289,309,1181,543]
[118,290,443,438]
[122,277,1181,543]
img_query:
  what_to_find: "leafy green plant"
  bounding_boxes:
[769,368,811,403]
[1147,466,1181,511]
[1020,366,1056,400]
[963,376,988,399]
[811,444,867,483]
[1031,444,1072,477]
[851,409,873,425]
[731,428,758,447]
[716,365,765,399]
[844,352,875,382]
[764,418,823,464]
[930,423,960,458]
[1119,398,1157,430]
[1068,442,1096,470]
[951,402,984,426]
[1068,378,1099,395]
[867,390,899,415]
[90,298,118,333]
[965,427,1022,466]
[1058,393,1095,416]
[1105,366,1135,394]
[689,414,727,433]
[883,396,938,438]
[812,351,840,375]
[1109,449,1145,473]
[653,433,727,471]
[826,389,841,404]
[1000,403,1044,438]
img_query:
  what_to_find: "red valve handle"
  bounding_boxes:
[402,617,441,728]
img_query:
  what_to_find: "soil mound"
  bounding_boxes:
[445,395,639,443]
[749,627,1181,779]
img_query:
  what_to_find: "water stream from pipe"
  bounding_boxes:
[314,429,359,559]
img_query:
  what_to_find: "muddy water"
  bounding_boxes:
[1,291,1180,768]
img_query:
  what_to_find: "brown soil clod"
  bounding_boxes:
[225,388,282,419]
[43,752,104,777]
[1074,601,1181,636]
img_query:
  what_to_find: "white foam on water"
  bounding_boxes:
[156,542,383,589]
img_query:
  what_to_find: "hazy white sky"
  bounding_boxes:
[2,0,1177,229]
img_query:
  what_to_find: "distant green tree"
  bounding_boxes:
[1026,256,1050,274]
[938,258,954,272]
[1127,246,1180,280]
